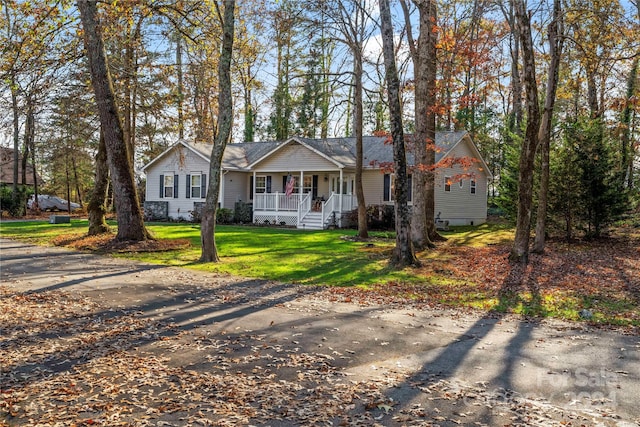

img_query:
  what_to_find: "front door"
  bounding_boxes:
[330,174,354,195]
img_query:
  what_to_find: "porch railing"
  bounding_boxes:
[321,193,338,226]
[297,193,312,224]
[253,192,299,212]
[253,193,357,214]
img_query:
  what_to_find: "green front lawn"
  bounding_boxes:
[0,220,412,286]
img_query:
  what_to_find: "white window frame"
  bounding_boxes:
[190,173,203,199]
[470,179,477,195]
[164,174,174,198]
[255,175,267,194]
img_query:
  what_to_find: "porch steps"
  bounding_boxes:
[298,212,325,230]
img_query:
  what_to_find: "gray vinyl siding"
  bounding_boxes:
[362,170,387,205]
[361,144,488,225]
[223,171,248,208]
[254,144,337,172]
[145,145,213,219]
[434,141,488,225]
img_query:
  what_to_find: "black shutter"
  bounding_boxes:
[174,174,179,198]
[186,174,191,199]
[266,176,272,193]
[250,176,254,199]
[312,175,318,199]
[202,174,207,197]
[383,174,390,201]
[408,174,412,202]
[282,176,287,192]
[159,174,164,198]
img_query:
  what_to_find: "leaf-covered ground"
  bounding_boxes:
[51,232,191,253]
[3,284,632,427]
[329,233,640,329]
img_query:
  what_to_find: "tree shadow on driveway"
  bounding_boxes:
[375,261,546,425]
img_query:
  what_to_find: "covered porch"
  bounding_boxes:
[251,170,357,229]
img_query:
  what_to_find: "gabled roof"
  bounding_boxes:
[143,131,491,178]
[245,137,349,169]
[142,140,211,172]
[437,132,492,178]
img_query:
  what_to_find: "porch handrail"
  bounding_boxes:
[254,192,298,211]
[321,192,338,227]
[298,193,312,224]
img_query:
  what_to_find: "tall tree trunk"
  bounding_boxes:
[510,0,540,264]
[21,96,34,187]
[533,0,563,253]
[500,1,523,136]
[320,39,331,140]
[244,82,254,142]
[88,131,110,235]
[379,0,419,268]
[621,56,638,189]
[72,156,83,207]
[176,32,185,139]
[10,74,19,198]
[422,0,440,244]
[354,43,368,239]
[407,0,439,249]
[123,40,134,167]
[122,16,142,167]
[30,124,39,209]
[65,151,72,212]
[77,0,150,242]
[586,68,600,118]
[200,0,235,263]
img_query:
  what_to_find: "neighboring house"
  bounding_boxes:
[0,147,42,187]
[142,131,492,229]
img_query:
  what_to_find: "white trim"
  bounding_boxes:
[444,176,452,192]
[436,134,493,179]
[163,173,175,198]
[189,172,203,199]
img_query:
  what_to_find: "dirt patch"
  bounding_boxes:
[52,233,190,253]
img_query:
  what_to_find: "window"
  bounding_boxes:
[160,174,178,198]
[444,176,451,192]
[302,176,312,194]
[255,175,272,194]
[383,173,412,202]
[256,176,266,194]
[470,179,476,195]
[187,173,206,199]
[164,175,174,198]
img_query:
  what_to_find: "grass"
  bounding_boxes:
[0,220,411,287]
[1,218,638,328]
[143,222,412,286]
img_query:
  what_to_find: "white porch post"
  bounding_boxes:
[219,170,225,208]
[299,171,304,225]
[339,169,343,226]
[252,171,256,223]
[299,171,304,202]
